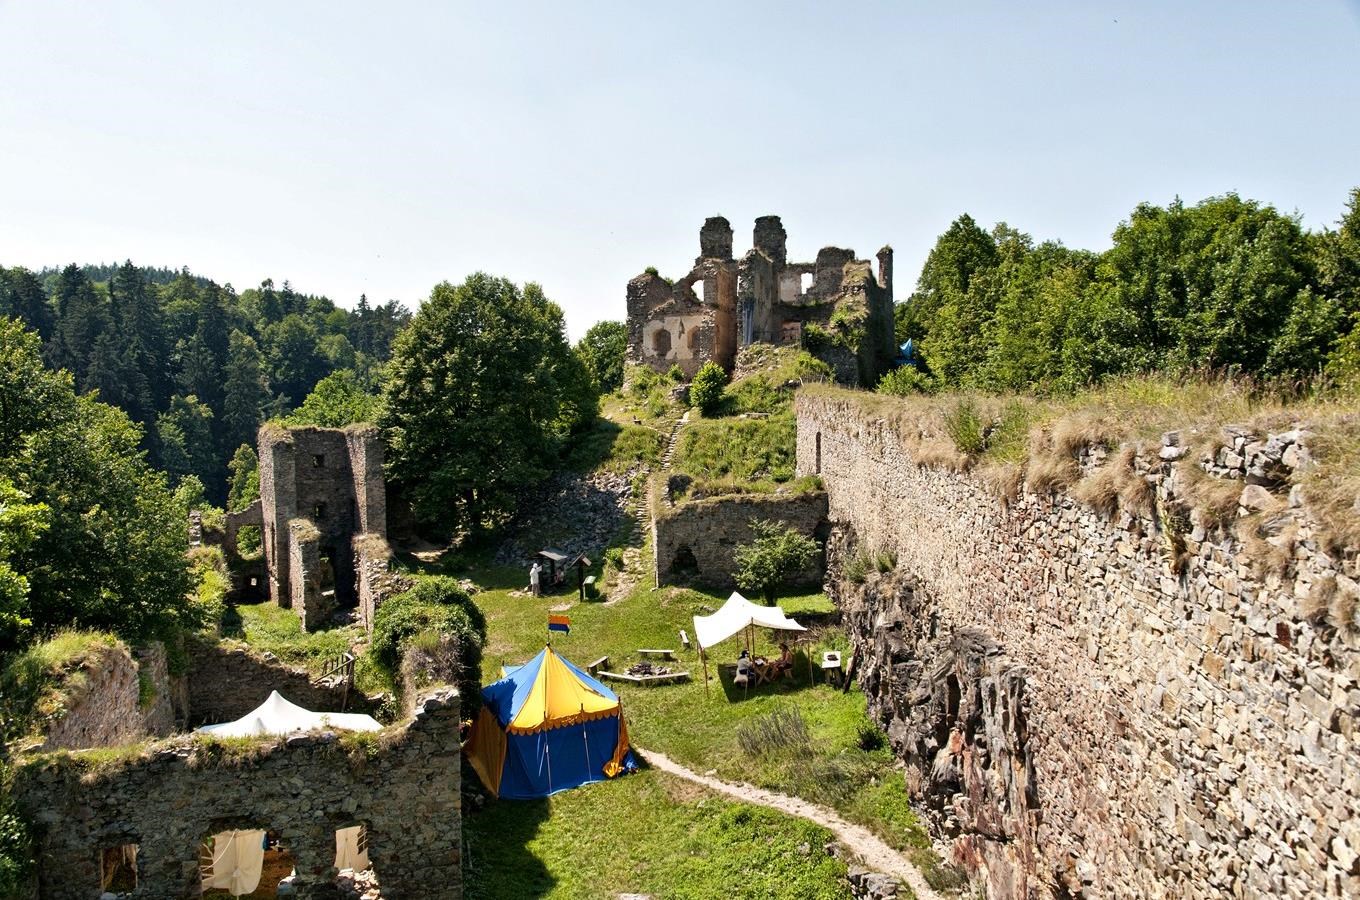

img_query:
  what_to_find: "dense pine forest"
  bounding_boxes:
[0,262,409,502]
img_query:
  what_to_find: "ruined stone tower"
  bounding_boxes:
[258,424,390,631]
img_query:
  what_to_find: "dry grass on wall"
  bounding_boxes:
[804,374,1360,557]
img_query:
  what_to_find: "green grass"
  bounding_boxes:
[224,602,395,695]
[455,558,935,863]
[672,414,796,484]
[463,769,850,900]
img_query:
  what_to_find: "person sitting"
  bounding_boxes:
[769,642,795,679]
[734,649,753,686]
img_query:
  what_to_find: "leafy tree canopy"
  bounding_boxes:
[0,317,194,646]
[575,320,627,394]
[732,520,820,602]
[380,273,596,536]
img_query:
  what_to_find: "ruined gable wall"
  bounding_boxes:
[652,475,828,588]
[796,391,1360,900]
[16,689,460,900]
[38,642,179,752]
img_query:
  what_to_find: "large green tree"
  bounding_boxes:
[381,273,596,535]
[223,329,268,452]
[575,320,627,393]
[0,317,194,643]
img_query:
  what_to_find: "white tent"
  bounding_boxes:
[693,591,806,650]
[195,690,382,738]
[693,592,807,696]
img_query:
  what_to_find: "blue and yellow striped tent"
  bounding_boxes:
[463,646,636,799]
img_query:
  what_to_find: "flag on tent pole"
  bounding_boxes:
[548,614,571,634]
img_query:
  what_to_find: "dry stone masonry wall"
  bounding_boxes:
[796,391,1360,900]
[38,642,180,752]
[16,689,461,900]
[651,473,828,588]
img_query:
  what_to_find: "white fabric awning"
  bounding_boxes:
[693,592,806,651]
[195,690,382,738]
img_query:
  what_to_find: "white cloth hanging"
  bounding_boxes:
[335,825,369,872]
[202,829,266,896]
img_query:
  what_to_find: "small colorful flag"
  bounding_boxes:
[548,614,571,634]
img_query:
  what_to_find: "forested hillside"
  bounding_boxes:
[0,262,408,501]
[893,189,1360,394]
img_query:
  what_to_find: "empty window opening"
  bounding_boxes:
[319,549,337,601]
[236,524,262,558]
[101,843,138,894]
[687,327,700,350]
[801,272,814,294]
[651,328,672,356]
[313,502,328,520]
[201,829,293,897]
[693,280,705,302]
[312,454,326,468]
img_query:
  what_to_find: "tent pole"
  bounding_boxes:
[806,638,815,686]
[700,646,710,697]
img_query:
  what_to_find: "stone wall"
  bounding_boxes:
[15,689,461,900]
[39,641,180,752]
[651,474,828,588]
[186,640,369,727]
[796,390,1360,900]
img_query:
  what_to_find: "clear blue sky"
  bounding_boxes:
[2,1,1357,338]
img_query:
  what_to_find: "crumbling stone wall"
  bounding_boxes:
[629,216,895,385]
[651,474,828,588]
[38,642,180,752]
[15,689,461,900]
[186,640,369,727]
[797,391,1360,900]
[259,424,391,631]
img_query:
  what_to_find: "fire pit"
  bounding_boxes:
[627,661,673,677]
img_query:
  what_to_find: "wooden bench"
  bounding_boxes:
[598,670,690,685]
[638,648,676,660]
[587,656,609,677]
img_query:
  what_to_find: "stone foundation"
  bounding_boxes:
[185,640,369,727]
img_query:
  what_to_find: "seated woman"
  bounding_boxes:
[768,642,795,679]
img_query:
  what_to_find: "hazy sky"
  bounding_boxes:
[2,1,1358,338]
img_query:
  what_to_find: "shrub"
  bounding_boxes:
[877,366,936,396]
[370,576,487,704]
[944,399,986,455]
[666,364,685,383]
[856,722,887,752]
[874,550,897,573]
[736,707,812,757]
[690,361,729,415]
[733,520,820,602]
[801,323,829,354]
[604,547,625,570]
[843,551,872,585]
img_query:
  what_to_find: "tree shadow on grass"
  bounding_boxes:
[461,793,555,899]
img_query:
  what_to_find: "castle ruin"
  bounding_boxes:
[626,215,897,385]
[258,424,393,632]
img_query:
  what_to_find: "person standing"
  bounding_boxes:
[529,560,542,597]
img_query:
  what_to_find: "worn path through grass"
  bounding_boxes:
[636,747,942,900]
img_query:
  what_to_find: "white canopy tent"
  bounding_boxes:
[692,592,807,696]
[195,690,382,738]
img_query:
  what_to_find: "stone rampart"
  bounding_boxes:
[39,641,180,752]
[651,474,828,588]
[796,390,1360,900]
[15,689,461,900]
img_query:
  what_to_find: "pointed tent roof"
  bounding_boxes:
[195,690,382,738]
[482,645,620,734]
[692,591,806,651]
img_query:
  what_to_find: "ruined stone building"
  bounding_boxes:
[626,215,896,385]
[258,424,394,631]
